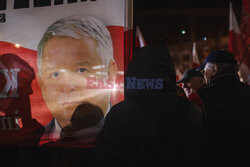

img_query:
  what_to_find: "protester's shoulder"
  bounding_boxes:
[237,81,250,95]
[178,96,202,114]
[238,81,250,90]
[177,96,200,113]
[199,83,214,93]
[196,84,215,99]
[110,99,142,111]
[106,99,142,119]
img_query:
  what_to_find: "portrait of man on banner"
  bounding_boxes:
[37,15,118,146]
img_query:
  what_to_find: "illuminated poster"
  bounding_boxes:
[0,0,132,147]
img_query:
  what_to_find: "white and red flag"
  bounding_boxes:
[124,0,134,72]
[135,25,146,48]
[192,42,200,68]
[240,0,250,84]
[229,1,250,84]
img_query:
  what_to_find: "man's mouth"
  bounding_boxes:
[63,101,82,105]
[60,98,87,105]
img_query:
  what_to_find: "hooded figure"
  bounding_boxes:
[92,44,208,167]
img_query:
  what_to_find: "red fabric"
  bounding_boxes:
[240,0,250,67]
[188,91,206,114]
[134,36,140,48]
[124,29,133,73]
[229,30,247,63]
[107,26,125,105]
[229,1,250,67]
[0,55,34,134]
[0,42,52,126]
[0,54,45,145]
[192,63,200,69]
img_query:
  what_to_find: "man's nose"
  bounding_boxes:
[60,83,76,93]
[59,73,83,93]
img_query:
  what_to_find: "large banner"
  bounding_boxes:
[0,0,131,147]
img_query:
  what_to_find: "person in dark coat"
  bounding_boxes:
[91,44,208,167]
[177,68,206,112]
[196,49,250,166]
[177,68,207,130]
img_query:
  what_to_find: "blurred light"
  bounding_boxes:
[117,71,124,75]
[92,65,106,70]
[59,69,67,73]
[203,36,207,41]
[0,111,5,116]
[181,30,186,35]
[96,71,108,75]
[15,43,21,48]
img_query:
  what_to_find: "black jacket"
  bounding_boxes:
[197,73,250,166]
[92,44,208,167]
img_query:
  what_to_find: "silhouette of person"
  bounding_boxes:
[92,44,208,167]
[0,53,44,146]
[0,53,45,167]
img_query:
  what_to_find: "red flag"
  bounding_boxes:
[135,25,146,48]
[229,2,250,84]
[124,0,134,73]
[240,0,250,47]
[192,42,200,68]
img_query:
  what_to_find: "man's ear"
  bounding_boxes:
[213,64,219,75]
[107,59,117,80]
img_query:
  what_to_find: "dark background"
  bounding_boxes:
[133,0,242,45]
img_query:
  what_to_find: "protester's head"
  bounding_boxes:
[125,44,177,99]
[177,68,205,96]
[197,49,239,83]
[37,15,117,129]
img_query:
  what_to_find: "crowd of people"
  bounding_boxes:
[91,44,250,167]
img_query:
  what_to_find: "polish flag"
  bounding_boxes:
[124,0,134,73]
[135,25,146,48]
[229,2,250,84]
[192,42,200,68]
[240,0,250,50]
[240,0,250,84]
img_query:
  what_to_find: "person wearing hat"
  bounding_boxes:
[177,68,205,97]
[196,49,239,84]
[196,49,250,166]
[177,69,207,128]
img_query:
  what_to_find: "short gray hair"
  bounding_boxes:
[37,15,113,72]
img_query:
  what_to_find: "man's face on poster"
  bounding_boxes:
[38,35,115,129]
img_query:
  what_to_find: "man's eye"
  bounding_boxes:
[51,72,60,78]
[77,68,87,73]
